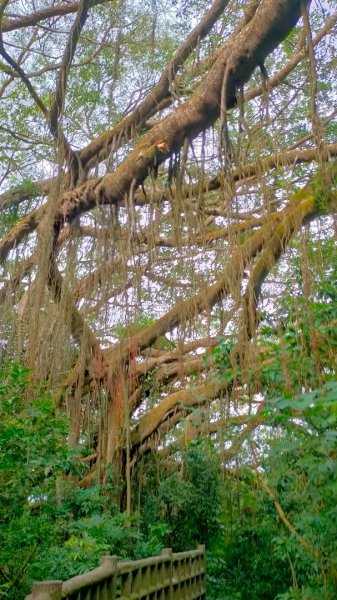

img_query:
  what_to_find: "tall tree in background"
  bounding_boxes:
[0,0,336,497]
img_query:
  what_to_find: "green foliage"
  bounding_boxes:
[0,364,143,599]
[139,442,223,552]
[0,205,20,236]
[1,364,224,598]
[0,362,69,522]
[261,385,337,599]
[2,236,337,600]
[205,236,337,599]
[206,498,290,600]
[204,383,337,599]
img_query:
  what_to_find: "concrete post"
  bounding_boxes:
[161,548,173,600]
[100,555,118,599]
[26,580,62,600]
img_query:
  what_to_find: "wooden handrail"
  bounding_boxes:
[25,545,206,600]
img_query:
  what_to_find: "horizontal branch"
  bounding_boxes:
[0,178,52,211]
[78,0,232,171]
[153,406,266,462]
[131,377,226,447]
[2,0,108,32]
[244,9,337,103]
[2,3,333,215]
[29,0,311,229]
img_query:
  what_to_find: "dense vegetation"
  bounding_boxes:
[1,236,337,599]
[1,0,337,598]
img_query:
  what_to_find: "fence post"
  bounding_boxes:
[161,548,173,600]
[198,544,206,598]
[26,580,62,600]
[100,555,118,600]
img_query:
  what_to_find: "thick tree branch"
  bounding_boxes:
[50,0,308,233]
[244,10,337,103]
[2,139,337,265]
[78,0,232,172]
[1,0,108,32]
[2,3,333,212]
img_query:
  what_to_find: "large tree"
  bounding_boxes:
[0,0,336,494]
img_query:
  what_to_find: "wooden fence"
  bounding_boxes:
[25,545,206,600]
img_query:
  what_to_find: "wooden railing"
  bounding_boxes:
[25,545,206,600]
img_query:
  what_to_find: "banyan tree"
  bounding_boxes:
[0,0,336,501]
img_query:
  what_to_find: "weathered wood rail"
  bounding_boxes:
[26,545,206,600]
